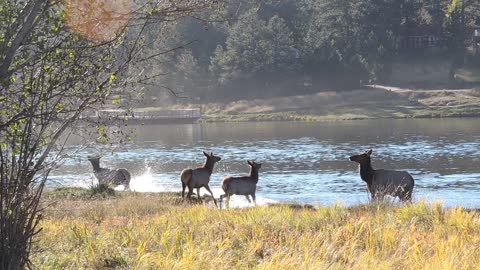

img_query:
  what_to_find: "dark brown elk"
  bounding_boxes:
[220,160,261,208]
[349,149,414,202]
[180,151,221,207]
[88,156,131,190]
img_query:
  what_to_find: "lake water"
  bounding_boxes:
[49,119,480,208]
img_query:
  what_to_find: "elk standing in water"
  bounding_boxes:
[180,151,221,207]
[349,149,414,201]
[220,160,261,208]
[88,156,131,190]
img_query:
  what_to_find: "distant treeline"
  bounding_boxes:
[138,0,480,102]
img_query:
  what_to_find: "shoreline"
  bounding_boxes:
[179,86,480,123]
[42,188,480,211]
[199,105,480,123]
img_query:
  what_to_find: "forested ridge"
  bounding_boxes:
[143,0,480,102]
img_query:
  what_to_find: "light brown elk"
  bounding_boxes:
[88,156,131,190]
[180,151,221,207]
[349,149,414,202]
[220,160,261,208]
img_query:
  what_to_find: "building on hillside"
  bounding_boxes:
[399,35,440,50]
[397,9,442,51]
[398,25,440,50]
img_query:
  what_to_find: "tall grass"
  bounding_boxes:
[33,190,480,269]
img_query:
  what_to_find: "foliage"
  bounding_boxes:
[210,10,295,84]
[173,49,208,99]
[0,0,220,268]
[445,0,466,51]
[148,0,480,102]
[301,0,395,87]
[87,183,115,198]
[32,193,480,269]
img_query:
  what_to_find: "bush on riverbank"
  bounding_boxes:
[33,189,480,269]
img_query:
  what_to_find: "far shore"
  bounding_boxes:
[180,86,480,123]
[199,105,480,123]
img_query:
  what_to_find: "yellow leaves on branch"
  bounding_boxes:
[63,0,131,42]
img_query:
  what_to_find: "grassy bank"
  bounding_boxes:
[196,87,480,122]
[201,105,480,122]
[32,189,480,269]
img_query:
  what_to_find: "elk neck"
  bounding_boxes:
[203,159,216,175]
[359,158,375,185]
[249,167,259,183]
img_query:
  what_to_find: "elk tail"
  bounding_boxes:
[221,177,231,193]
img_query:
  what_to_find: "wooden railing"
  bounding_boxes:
[80,108,201,123]
[132,108,201,119]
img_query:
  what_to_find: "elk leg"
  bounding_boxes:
[182,182,186,198]
[375,191,385,201]
[204,185,218,208]
[252,194,257,206]
[406,191,413,202]
[245,195,252,204]
[219,194,225,209]
[226,195,230,209]
[187,185,193,198]
[197,188,201,201]
[371,194,380,202]
[401,190,413,203]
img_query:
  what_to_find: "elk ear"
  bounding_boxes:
[367,149,373,156]
[203,151,209,157]
[247,160,253,166]
[210,152,213,156]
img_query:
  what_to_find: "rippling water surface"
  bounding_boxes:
[49,119,480,207]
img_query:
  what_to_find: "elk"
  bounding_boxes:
[220,160,261,208]
[349,149,414,202]
[87,156,131,190]
[180,151,221,207]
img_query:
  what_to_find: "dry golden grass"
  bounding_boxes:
[33,190,480,269]
[194,86,480,122]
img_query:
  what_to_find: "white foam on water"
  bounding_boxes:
[217,195,278,209]
[114,185,127,191]
[70,174,128,191]
[128,168,278,208]
[129,165,176,192]
[197,186,278,209]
